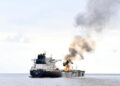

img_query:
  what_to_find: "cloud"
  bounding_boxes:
[0,32,18,41]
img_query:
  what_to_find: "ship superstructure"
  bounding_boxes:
[30,53,62,77]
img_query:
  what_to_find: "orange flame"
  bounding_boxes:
[65,65,70,71]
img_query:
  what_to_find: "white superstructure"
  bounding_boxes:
[31,58,61,71]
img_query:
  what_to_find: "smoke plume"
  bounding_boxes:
[64,0,120,64]
[76,0,119,31]
[64,36,95,61]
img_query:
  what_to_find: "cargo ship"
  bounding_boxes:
[30,53,62,77]
[30,53,85,78]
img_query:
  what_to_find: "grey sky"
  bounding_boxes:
[0,0,120,73]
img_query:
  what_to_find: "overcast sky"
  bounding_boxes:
[0,0,120,73]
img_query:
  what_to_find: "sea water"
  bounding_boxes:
[0,73,120,86]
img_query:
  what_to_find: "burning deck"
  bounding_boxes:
[62,56,85,77]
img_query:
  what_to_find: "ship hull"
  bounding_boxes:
[30,70,62,78]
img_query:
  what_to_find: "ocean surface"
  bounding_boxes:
[0,73,120,86]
